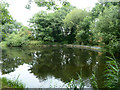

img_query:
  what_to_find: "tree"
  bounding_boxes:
[49,5,75,42]
[76,15,93,45]
[0,1,24,41]
[29,5,74,43]
[90,5,120,53]
[5,26,32,47]
[63,9,90,43]
[91,3,105,19]
[91,1,120,19]
[26,0,70,10]
[29,11,54,42]
[0,1,13,25]
[0,1,14,41]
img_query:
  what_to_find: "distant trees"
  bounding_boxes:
[28,1,120,54]
[0,1,23,41]
[29,5,75,43]
[26,0,70,10]
[5,26,32,47]
[90,5,120,53]
[0,1,13,40]
[63,9,90,43]
[76,15,93,45]
[1,0,120,54]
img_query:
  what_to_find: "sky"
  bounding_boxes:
[6,0,99,26]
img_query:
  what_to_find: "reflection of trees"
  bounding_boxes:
[2,46,106,85]
[2,47,32,74]
[29,47,99,83]
[94,53,108,88]
[91,52,119,88]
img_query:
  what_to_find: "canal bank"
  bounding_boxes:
[20,43,101,52]
[0,41,101,52]
[64,44,101,52]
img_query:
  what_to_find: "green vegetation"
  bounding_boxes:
[63,8,90,43]
[69,56,120,89]
[0,0,120,89]
[1,0,119,54]
[0,77,25,88]
[104,56,120,88]
[26,0,70,10]
[29,5,75,43]
[67,73,85,89]
[1,0,119,50]
[90,5,120,53]
[5,26,31,47]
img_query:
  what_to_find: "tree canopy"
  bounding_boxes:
[1,0,120,54]
[63,9,90,43]
[29,5,75,43]
[26,0,70,10]
[91,5,120,53]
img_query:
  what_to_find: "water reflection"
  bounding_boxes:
[1,47,105,88]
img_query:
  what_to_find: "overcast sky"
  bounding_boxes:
[6,0,98,26]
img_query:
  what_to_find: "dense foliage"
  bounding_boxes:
[29,5,75,43]
[1,0,119,53]
[26,0,70,10]
[91,5,120,53]
[0,0,120,88]
[0,1,23,41]
[63,9,90,43]
[5,26,31,47]
[28,1,120,55]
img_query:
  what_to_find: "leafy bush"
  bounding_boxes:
[6,32,29,47]
[76,30,86,45]
[0,41,7,47]
[90,5,120,53]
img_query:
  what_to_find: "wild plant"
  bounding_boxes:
[103,56,119,88]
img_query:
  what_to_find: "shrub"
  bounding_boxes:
[6,32,29,47]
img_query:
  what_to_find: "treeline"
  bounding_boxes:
[0,1,120,54]
[0,1,31,46]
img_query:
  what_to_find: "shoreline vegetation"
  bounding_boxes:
[0,0,119,89]
[0,77,25,88]
[0,39,101,50]
[0,41,101,51]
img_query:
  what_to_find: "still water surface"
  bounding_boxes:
[1,46,106,88]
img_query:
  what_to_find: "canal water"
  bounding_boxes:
[1,46,106,88]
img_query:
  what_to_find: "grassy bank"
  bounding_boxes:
[0,41,61,47]
[0,77,25,88]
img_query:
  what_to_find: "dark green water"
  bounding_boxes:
[1,46,106,88]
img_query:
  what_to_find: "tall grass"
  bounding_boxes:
[0,77,25,88]
[68,55,120,89]
[67,73,85,89]
[103,56,119,88]
[89,56,119,89]
[89,73,98,89]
